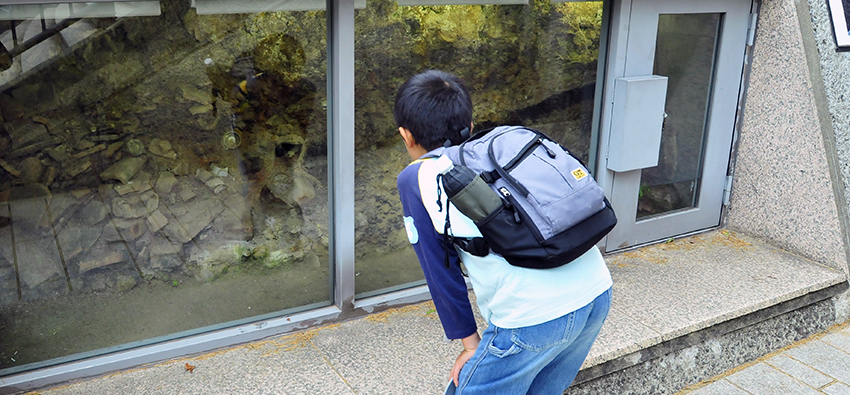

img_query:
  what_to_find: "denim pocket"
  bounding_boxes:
[486,327,522,358]
[512,312,578,352]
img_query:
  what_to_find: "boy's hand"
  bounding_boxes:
[451,332,481,386]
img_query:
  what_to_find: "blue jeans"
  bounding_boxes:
[456,288,612,395]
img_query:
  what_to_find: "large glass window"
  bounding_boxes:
[353,0,604,295]
[0,1,329,372]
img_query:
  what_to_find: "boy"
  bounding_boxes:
[395,70,612,394]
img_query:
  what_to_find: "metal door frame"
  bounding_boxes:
[596,0,755,252]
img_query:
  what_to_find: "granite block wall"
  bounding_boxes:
[726,0,848,274]
[804,0,850,270]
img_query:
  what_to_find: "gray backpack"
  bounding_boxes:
[437,126,617,269]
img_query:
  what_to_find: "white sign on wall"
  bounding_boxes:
[828,0,850,50]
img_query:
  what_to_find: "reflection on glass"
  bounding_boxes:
[0,1,329,372]
[637,13,721,219]
[353,0,603,296]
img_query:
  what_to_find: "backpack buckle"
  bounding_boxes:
[480,170,500,184]
[453,237,489,257]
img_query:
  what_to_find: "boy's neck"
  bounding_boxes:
[409,145,429,160]
[399,127,432,160]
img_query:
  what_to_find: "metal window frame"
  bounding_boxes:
[0,0,615,391]
[0,0,433,391]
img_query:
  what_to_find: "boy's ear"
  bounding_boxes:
[399,127,415,148]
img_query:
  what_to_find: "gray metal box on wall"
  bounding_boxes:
[607,75,668,172]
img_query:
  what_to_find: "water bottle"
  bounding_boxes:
[434,156,503,223]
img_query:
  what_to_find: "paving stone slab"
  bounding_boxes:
[765,354,833,388]
[785,340,850,384]
[687,379,752,395]
[824,382,850,395]
[821,329,850,354]
[725,363,821,395]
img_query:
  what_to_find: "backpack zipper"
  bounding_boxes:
[498,187,522,224]
[499,186,545,243]
[499,135,557,197]
[500,136,543,171]
[503,136,545,172]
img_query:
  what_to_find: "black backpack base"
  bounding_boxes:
[459,197,616,269]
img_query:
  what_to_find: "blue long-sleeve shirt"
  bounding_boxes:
[398,159,478,340]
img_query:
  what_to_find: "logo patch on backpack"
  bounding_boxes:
[571,168,588,181]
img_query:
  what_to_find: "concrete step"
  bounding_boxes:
[568,230,848,394]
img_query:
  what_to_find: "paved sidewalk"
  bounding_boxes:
[679,323,850,395]
[27,301,467,395]
[18,307,850,395]
[8,230,846,395]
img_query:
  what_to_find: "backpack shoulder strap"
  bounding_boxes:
[458,126,496,166]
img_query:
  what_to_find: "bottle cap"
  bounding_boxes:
[435,156,455,174]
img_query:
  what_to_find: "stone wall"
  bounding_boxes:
[726,0,848,273]
[804,0,850,274]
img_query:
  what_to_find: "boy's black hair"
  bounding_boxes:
[394,70,473,151]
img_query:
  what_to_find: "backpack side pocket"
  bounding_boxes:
[475,193,551,268]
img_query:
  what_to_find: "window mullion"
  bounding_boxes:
[328,0,356,313]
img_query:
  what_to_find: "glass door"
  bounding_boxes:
[604,0,752,251]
